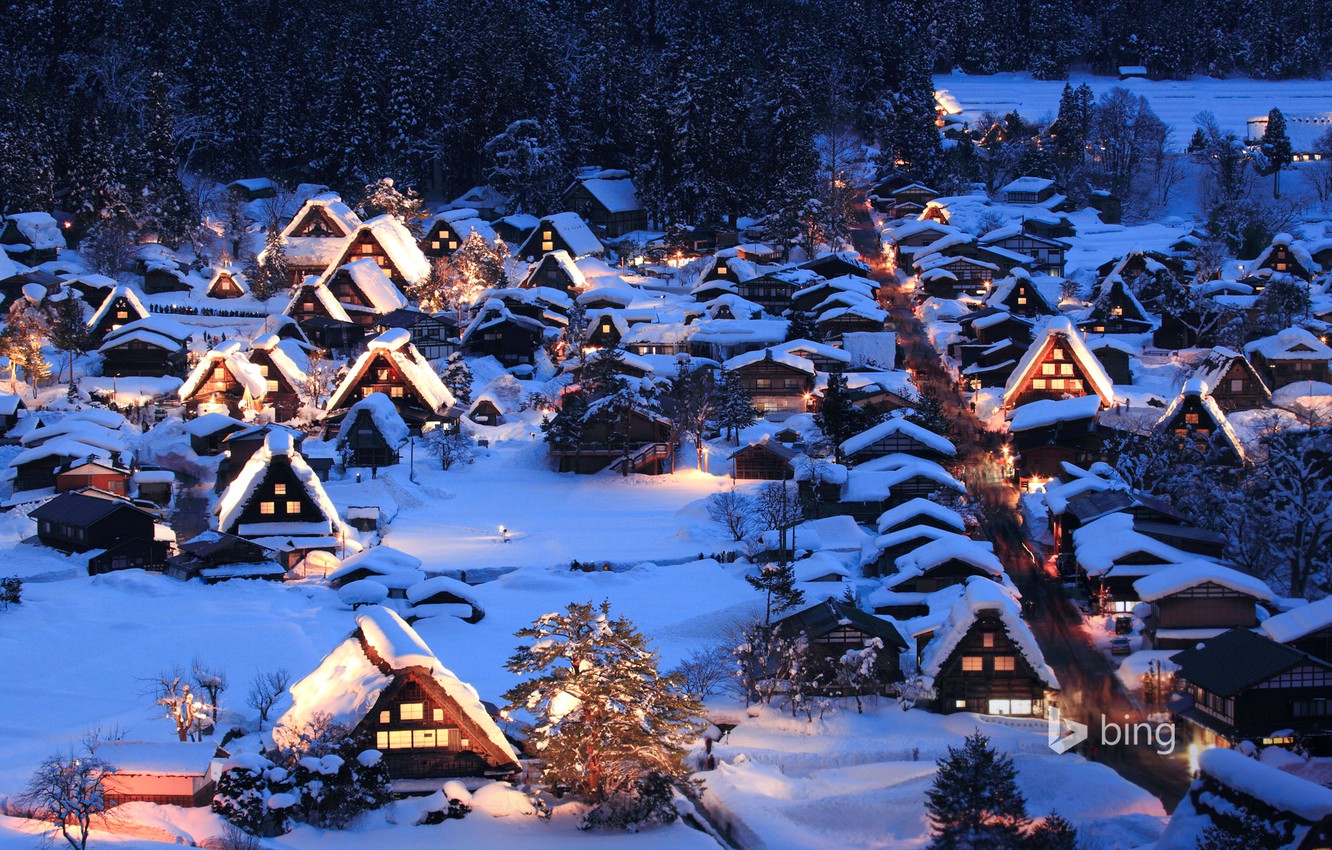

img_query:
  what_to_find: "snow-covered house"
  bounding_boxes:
[769,597,908,691]
[997,176,1057,206]
[326,216,431,293]
[98,316,190,377]
[460,300,548,367]
[1006,395,1106,482]
[1078,275,1153,335]
[325,329,455,431]
[0,212,66,263]
[337,393,409,468]
[215,429,346,567]
[825,459,966,522]
[1134,562,1274,649]
[276,606,520,782]
[86,285,150,345]
[984,269,1057,317]
[406,576,484,624]
[840,418,955,466]
[560,169,647,238]
[1250,233,1319,281]
[1170,629,1332,752]
[1244,328,1332,390]
[728,438,800,480]
[862,525,967,579]
[317,258,410,325]
[276,193,362,286]
[876,497,968,536]
[919,578,1058,717]
[1155,377,1245,461]
[518,250,586,294]
[182,412,248,456]
[54,456,130,496]
[246,334,309,422]
[515,212,604,261]
[979,227,1067,276]
[178,341,267,418]
[419,209,498,259]
[1003,316,1115,410]
[203,267,247,299]
[1191,347,1272,413]
[723,349,816,418]
[466,393,505,426]
[100,741,221,807]
[283,280,364,352]
[30,490,166,572]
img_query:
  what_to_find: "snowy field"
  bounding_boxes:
[935,72,1332,140]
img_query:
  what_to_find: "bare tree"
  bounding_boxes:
[192,658,227,726]
[671,646,733,701]
[707,489,753,541]
[22,750,116,850]
[754,481,804,557]
[246,668,292,729]
[144,666,209,742]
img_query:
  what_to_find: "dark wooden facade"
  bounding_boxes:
[100,333,184,378]
[729,441,797,480]
[247,347,303,422]
[463,314,544,367]
[88,294,148,345]
[561,181,647,237]
[182,360,252,418]
[223,456,329,535]
[771,598,907,693]
[339,408,401,468]
[550,407,673,475]
[30,492,162,568]
[727,358,813,417]
[1146,581,1263,649]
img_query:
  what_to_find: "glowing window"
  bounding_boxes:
[1060,363,1074,376]
[982,633,995,647]
[1042,363,1056,375]
[260,502,275,515]
[962,656,983,672]
[286,501,301,514]
[433,708,444,722]
[267,380,279,393]
[1052,349,1065,360]
[1033,379,1047,389]
[380,711,390,724]
[400,703,424,720]
[388,730,412,748]
[1051,379,1065,390]
[274,484,286,495]
[993,656,1016,671]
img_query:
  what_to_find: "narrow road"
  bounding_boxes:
[851,206,1191,811]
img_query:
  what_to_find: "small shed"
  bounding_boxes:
[101,741,222,807]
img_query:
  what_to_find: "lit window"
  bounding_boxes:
[400,703,424,720]
[267,380,279,393]
[1042,363,1056,375]
[1017,297,1027,305]
[413,729,437,747]
[1185,413,1200,425]
[460,737,469,748]
[390,386,404,398]
[260,502,275,515]
[993,656,1016,671]
[1051,379,1065,390]
[376,731,388,748]
[431,241,440,250]
[1060,363,1074,376]
[962,656,983,672]
[116,310,128,319]
[1033,378,1047,389]
[388,730,412,748]
[433,708,444,722]
[274,484,286,495]
[1230,379,1244,392]
[542,230,552,240]
[982,633,995,647]
[756,378,772,389]
[448,241,457,250]
[380,711,390,724]
[955,699,967,708]
[286,501,302,514]
[541,241,554,252]
[1052,349,1065,360]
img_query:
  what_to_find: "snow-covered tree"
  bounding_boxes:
[1196,812,1287,849]
[713,371,759,443]
[925,731,1028,850]
[667,360,715,467]
[0,295,52,397]
[817,371,876,462]
[48,295,89,385]
[834,637,884,714]
[357,177,426,236]
[138,70,196,246]
[423,427,475,470]
[503,601,702,827]
[746,560,804,624]
[1259,108,1293,199]
[542,393,588,465]
[905,387,951,436]
[483,118,566,215]
[249,220,289,300]
[441,353,473,404]
[145,666,211,742]
[23,749,115,850]
[212,754,292,837]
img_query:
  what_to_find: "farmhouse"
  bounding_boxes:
[559,169,647,237]
[325,329,456,430]
[178,341,266,418]
[1135,562,1274,649]
[276,606,520,782]
[516,212,604,261]
[1003,316,1115,410]
[336,393,409,468]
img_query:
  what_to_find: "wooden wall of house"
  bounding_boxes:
[1009,337,1097,408]
[889,561,992,593]
[932,612,1049,716]
[732,446,792,480]
[231,460,328,529]
[1156,586,1259,629]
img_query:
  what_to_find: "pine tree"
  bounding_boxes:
[139,70,195,246]
[441,353,473,404]
[906,388,951,436]
[817,371,875,462]
[48,295,89,385]
[358,177,426,235]
[1026,811,1079,849]
[746,561,804,624]
[785,312,820,342]
[483,118,566,216]
[212,755,292,837]
[1260,108,1293,199]
[503,601,702,826]
[250,219,290,300]
[542,392,588,469]
[713,370,760,443]
[925,732,1028,850]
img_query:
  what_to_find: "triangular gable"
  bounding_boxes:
[1004,317,1114,409]
[282,195,361,239]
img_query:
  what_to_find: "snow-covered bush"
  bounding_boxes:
[212,753,292,837]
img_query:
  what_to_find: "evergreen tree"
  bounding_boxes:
[1259,108,1293,199]
[212,755,292,836]
[483,118,566,217]
[785,312,820,342]
[139,71,196,246]
[441,352,473,404]
[503,601,702,827]
[906,388,951,436]
[713,370,760,443]
[1027,0,1081,79]
[763,56,820,249]
[817,371,875,462]
[925,732,1028,850]
[0,295,52,397]
[1048,84,1094,195]
[249,219,290,300]
[66,112,130,226]
[542,392,588,469]
[358,177,427,235]
[746,561,804,624]
[48,295,89,385]
[1026,812,1079,850]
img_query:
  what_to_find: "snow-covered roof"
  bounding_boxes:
[102,315,192,345]
[1198,747,1332,823]
[1244,327,1332,361]
[841,418,955,458]
[1154,378,1245,459]
[1003,316,1115,407]
[723,348,815,374]
[842,462,965,502]
[250,334,310,390]
[11,437,114,468]
[181,412,247,437]
[1191,347,1270,399]
[86,286,148,331]
[840,332,898,370]
[319,257,409,314]
[998,176,1055,197]
[277,606,517,764]
[920,578,1058,689]
[876,498,967,534]
[179,341,268,402]
[1134,561,1274,603]
[892,536,1003,577]
[285,282,352,324]
[1006,395,1102,431]
[337,392,410,447]
[97,741,217,776]
[97,328,182,352]
[537,213,604,258]
[406,575,480,607]
[1250,233,1318,278]
[216,430,343,537]
[328,545,423,584]
[1261,596,1332,645]
[861,525,964,568]
[326,329,454,413]
[281,193,361,240]
[1071,513,1201,577]
[204,267,249,297]
[570,175,643,214]
[6,212,66,251]
[358,215,431,283]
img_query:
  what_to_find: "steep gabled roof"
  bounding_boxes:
[326,329,455,413]
[281,193,361,239]
[1134,561,1274,603]
[215,429,343,536]
[284,282,353,324]
[317,257,409,314]
[1173,628,1330,696]
[86,285,149,330]
[841,418,955,459]
[204,267,249,297]
[1191,347,1271,399]
[919,578,1058,689]
[178,341,268,402]
[772,596,907,649]
[1003,316,1115,408]
[1154,377,1245,459]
